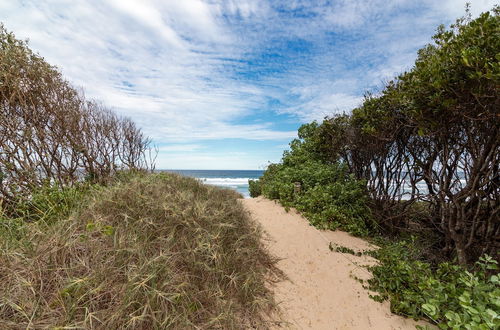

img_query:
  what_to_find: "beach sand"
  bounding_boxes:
[242,197,429,330]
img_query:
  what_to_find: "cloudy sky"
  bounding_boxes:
[0,0,496,169]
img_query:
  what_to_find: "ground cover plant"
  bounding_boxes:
[251,6,499,329]
[0,173,279,329]
[366,241,499,329]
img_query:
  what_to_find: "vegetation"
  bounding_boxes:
[252,6,499,265]
[1,4,498,329]
[255,123,374,236]
[0,173,279,328]
[0,24,155,215]
[248,179,262,198]
[367,242,499,329]
[328,243,362,256]
[0,26,279,328]
[251,6,499,329]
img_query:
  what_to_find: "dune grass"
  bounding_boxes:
[0,173,279,329]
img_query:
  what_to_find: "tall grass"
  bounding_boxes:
[0,173,279,329]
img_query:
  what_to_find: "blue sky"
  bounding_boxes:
[0,0,496,169]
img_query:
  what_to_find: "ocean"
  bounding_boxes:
[162,170,264,198]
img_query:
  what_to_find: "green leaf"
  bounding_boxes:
[485,309,497,319]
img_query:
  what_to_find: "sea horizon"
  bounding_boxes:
[157,169,264,198]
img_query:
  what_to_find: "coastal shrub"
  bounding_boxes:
[321,7,500,264]
[256,124,373,236]
[0,173,280,329]
[248,179,262,197]
[259,6,499,264]
[0,24,154,211]
[367,241,500,329]
[255,6,500,327]
[294,177,372,236]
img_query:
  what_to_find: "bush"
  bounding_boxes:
[0,24,153,210]
[252,6,500,328]
[294,177,372,236]
[248,179,262,197]
[315,7,500,264]
[257,139,373,236]
[367,240,500,329]
[11,184,94,223]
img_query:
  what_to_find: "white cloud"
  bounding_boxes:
[284,90,363,122]
[158,144,203,152]
[1,0,496,169]
[106,0,186,49]
[223,0,271,19]
[2,0,291,143]
[429,0,497,19]
[154,151,278,170]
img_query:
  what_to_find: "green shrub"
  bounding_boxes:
[248,179,262,197]
[12,184,94,223]
[259,160,373,236]
[257,123,373,236]
[0,184,95,250]
[367,240,500,329]
[294,175,372,236]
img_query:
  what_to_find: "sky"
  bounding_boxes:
[0,0,496,169]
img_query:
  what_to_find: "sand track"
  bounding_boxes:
[242,197,427,330]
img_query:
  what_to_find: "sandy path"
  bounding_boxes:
[242,197,426,330]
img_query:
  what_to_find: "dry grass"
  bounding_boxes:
[0,173,280,329]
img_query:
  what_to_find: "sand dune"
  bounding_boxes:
[242,197,428,330]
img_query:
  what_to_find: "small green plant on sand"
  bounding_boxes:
[328,243,362,256]
[366,240,500,329]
